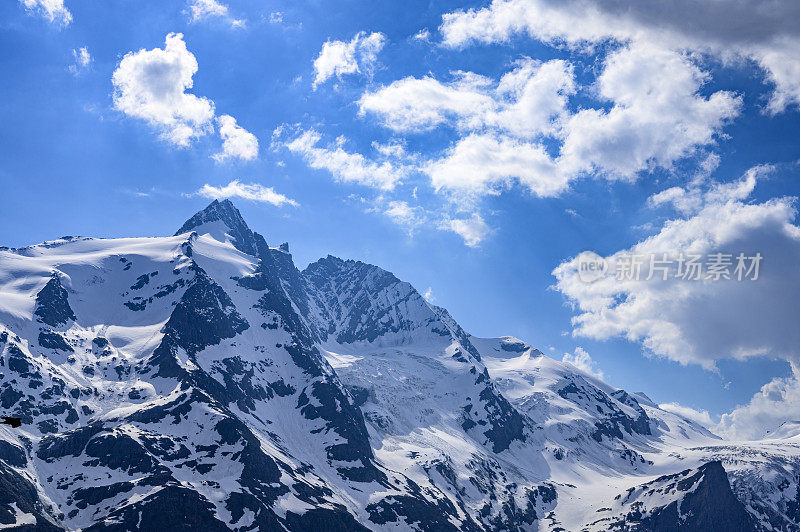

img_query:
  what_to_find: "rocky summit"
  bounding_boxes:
[0,200,795,530]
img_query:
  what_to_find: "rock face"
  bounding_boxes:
[587,461,755,531]
[0,199,795,530]
[34,275,76,327]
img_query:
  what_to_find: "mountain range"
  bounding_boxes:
[0,199,797,530]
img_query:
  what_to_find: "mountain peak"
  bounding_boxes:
[175,199,267,258]
[175,199,246,235]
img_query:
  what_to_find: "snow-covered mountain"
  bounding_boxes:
[0,199,795,530]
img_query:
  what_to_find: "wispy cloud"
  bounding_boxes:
[659,402,715,429]
[19,0,72,26]
[275,126,407,190]
[562,347,604,380]
[68,47,92,75]
[440,213,490,247]
[194,180,297,207]
[186,0,245,28]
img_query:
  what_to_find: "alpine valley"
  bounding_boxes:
[0,199,797,531]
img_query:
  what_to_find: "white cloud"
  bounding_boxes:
[354,194,431,237]
[113,34,257,160]
[186,0,244,26]
[19,0,71,26]
[715,369,800,440]
[553,165,800,368]
[562,347,604,379]
[361,74,495,133]
[423,287,435,302]
[360,43,737,200]
[442,213,490,247]
[313,32,387,88]
[286,3,762,250]
[289,6,745,250]
[412,29,431,42]
[196,180,297,207]
[360,58,574,137]
[555,43,740,180]
[277,127,406,190]
[268,11,283,24]
[383,200,425,233]
[112,33,215,147]
[439,0,800,113]
[371,140,412,160]
[648,187,703,215]
[68,46,91,75]
[659,402,715,428]
[188,0,227,20]
[759,37,800,114]
[213,115,258,162]
[425,133,566,198]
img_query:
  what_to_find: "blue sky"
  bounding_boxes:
[3,0,800,438]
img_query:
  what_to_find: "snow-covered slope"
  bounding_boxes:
[0,199,795,531]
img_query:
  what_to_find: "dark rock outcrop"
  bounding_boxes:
[34,275,75,327]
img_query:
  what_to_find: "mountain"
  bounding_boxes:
[586,461,755,531]
[0,200,797,530]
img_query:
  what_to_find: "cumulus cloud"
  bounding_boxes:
[276,127,406,190]
[439,0,800,113]
[556,43,740,180]
[716,369,800,440]
[562,346,604,379]
[68,47,91,75]
[659,402,715,429]
[285,5,746,248]
[361,74,496,133]
[313,32,387,88]
[359,43,737,201]
[360,58,575,137]
[213,115,258,162]
[195,180,297,207]
[112,33,257,160]
[19,0,71,26]
[282,2,770,250]
[441,213,490,247]
[553,165,800,368]
[112,33,215,147]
